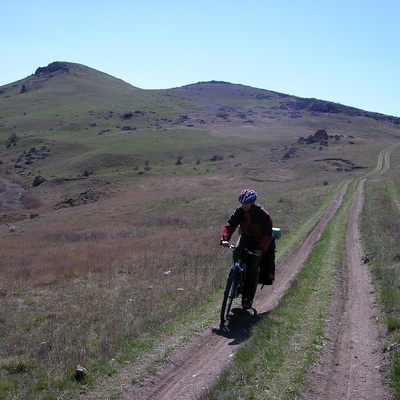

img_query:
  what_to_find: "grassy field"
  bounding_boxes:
[0,171,343,399]
[0,172,338,399]
[1,62,400,399]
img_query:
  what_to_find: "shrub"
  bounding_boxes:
[122,112,133,120]
[210,154,223,162]
[5,133,18,148]
[83,169,93,177]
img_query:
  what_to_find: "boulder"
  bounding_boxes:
[32,175,47,187]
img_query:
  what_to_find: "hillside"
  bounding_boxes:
[0,61,399,219]
[1,62,400,400]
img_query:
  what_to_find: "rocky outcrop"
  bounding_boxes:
[297,129,329,145]
[35,62,70,76]
[55,189,105,208]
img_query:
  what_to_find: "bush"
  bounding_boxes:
[122,112,133,120]
[83,169,93,177]
[6,133,18,147]
[210,154,223,162]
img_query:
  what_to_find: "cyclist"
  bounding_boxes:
[220,189,276,309]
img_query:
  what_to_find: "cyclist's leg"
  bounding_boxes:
[242,254,260,308]
[266,240,276,279]
[259,240,276,285]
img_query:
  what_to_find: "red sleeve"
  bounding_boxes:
[221,223,236,242]
[221,207,241,242]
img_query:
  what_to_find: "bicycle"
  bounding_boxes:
[220,245,259,324]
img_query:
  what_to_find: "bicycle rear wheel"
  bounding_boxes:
[220,270,238,323]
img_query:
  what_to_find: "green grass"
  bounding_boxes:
[275,181,345,261]
[14,128,244,178]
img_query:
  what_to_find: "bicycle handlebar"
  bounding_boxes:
[228,245,259,257]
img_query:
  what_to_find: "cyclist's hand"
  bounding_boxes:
[220,240,230,247]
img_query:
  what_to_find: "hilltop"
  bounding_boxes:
[2,62,399,135]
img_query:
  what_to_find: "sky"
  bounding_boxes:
[1,1,399,117]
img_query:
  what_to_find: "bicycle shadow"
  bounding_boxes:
[212,307,270,346]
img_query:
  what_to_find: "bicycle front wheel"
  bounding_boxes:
[220,270,238,323]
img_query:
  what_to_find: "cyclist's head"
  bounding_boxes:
[238,189,257,204]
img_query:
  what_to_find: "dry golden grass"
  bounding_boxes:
[0,214,225,397]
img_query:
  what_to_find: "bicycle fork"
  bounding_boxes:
[232,261,245,298]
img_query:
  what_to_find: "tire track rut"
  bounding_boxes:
[302,145,397,399]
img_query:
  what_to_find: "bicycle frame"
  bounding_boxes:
[229,259,245,299]
[220,247,255,323]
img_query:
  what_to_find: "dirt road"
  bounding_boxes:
[301,178,391,399]
[119,149,392,399]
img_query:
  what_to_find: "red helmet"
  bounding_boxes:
[238,189,257,203]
